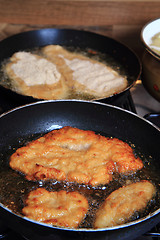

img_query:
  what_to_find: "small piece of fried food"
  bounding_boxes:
[22,188,88,228]
[94,181,156,228]
[9,126,143,186]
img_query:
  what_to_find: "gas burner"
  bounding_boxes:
[131,80,160,117]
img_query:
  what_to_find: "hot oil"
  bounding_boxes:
[0,45,129,101]
[0,130,160,229]
[0,59,15,89]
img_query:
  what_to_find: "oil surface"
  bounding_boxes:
[0,130,160,229]
[0,46,129,101]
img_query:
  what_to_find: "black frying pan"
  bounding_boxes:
[0,28,141,111]
[0,100,160,240]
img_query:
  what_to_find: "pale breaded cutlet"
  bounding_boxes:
[9,126,144,186]
[94,180,156,228]
[22,188,89,228]
[42,45,128,98]
[4,45,127,100]
[4,51,69,100]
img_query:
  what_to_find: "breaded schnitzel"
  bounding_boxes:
[42,45,128,98]
[10,126,143,186]
[22,188,88,228]
[4,45,127,100]
[94,181,156,228]
[5,51,69,100]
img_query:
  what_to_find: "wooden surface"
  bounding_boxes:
[0,0,160,59]
[0,0,159,110]
[0,0,160,25]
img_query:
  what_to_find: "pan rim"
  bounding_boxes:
[0,198,160,232]
[0,99,159,131]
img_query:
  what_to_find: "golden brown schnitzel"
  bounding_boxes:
[22,188,88,228]
[10,126,143,186]
[94,180,156,228]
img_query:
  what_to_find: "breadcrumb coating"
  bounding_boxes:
[10,126,143,186]
[22,188,88,228]
[94,181,156,228]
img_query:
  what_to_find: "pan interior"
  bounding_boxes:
[0,29,141,102]
[0,100,159,231]
[0,45,129,101]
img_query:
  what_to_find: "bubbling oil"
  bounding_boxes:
[0,46,128,101]
[0,131,160,229]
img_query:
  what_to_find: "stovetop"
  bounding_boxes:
[0,81,159,240]
[131,80,160,118]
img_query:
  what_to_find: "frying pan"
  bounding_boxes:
[0,28,141,111]
[0,100,160,240]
